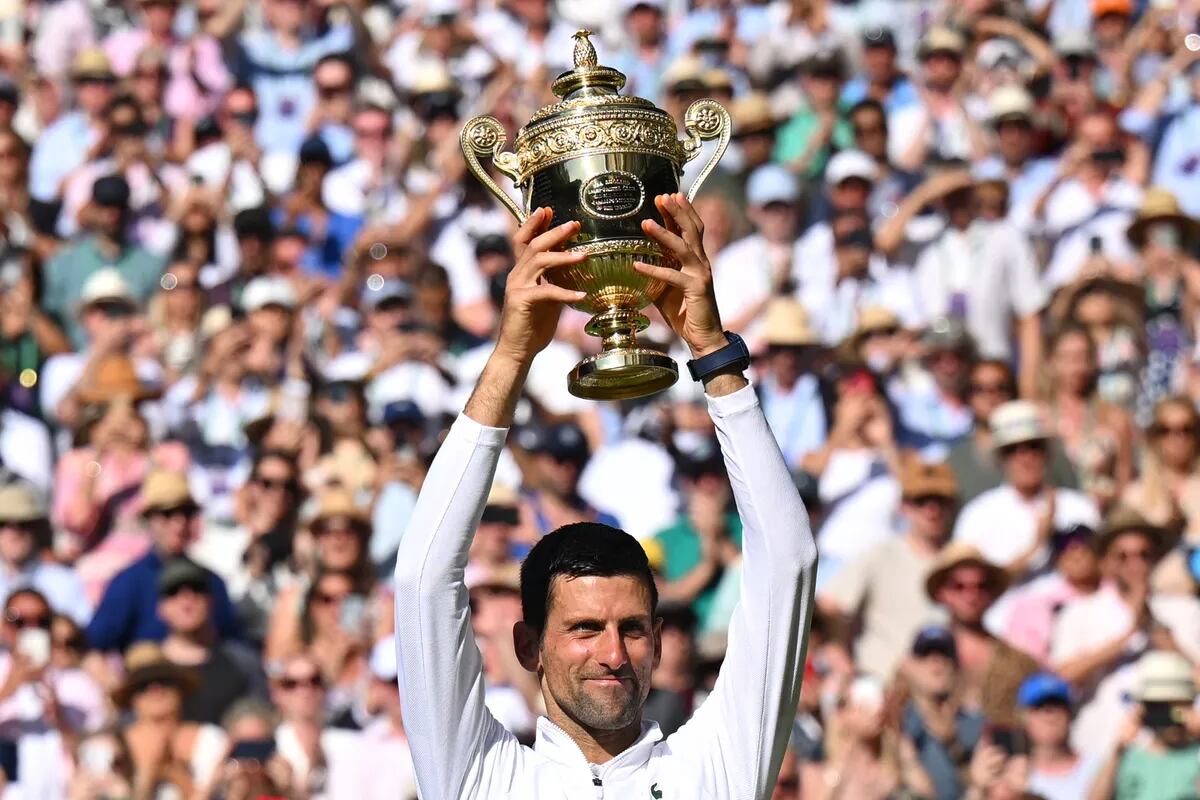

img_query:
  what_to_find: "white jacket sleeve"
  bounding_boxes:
[665,383,819,798]
[393,413,524,800]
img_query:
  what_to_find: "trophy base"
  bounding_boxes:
[568,348,678,401]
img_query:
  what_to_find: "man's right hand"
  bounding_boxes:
[492,208,587,368]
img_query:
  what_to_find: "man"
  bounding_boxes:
[1051,509,1200,756]
[87,470,240,651]
[755,297,828,471]
[946,360,1079,503]
[308,53,355,164]
[357,638,417,799]
[774,45,852,179]
[1087,650,1199,800]
[792,150,877,287]
[973,86,1058,233]
[40,175,165,348]
[901,625,985,800]
[841,26,917,114]
[913,172,1047,397]
[1124,45,1200,217]
[517,420,618,537]
[954,401,1099,573]
[157,557,266,725]
[0,483,89,623]
[894,318,975,458]
[847,99,922,224]
[395,196,817,797]
[270,653,360,796]
[925,543,1038,726]
[819,459,956,681]
[322,103,408,226]
[609,0,670,105]
[28,49,115,210]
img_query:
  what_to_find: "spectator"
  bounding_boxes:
[1087,650,1200,799]
[842,26,918,114]
[974,86,1058,233]
[113,641,227,797]
[901,625,985,800]
[0,251,71,420]
[354,637,417,799]
[754,297,829,470]
[269,652,360,797]
[1016,672,1102,800]
[157,557,266,725]
[1051,507,1200,755]
[774,44,852,179]
[820,458,956,681]
[925,543,1039,726]
[0,482,90,623]
[954,400,1100,572]
[893,318,975,457]
[87,470,239,651]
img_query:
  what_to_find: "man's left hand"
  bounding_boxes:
[634,193,728,359]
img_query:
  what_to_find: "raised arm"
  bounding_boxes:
[634,195,819,797]
[393,210,587,800]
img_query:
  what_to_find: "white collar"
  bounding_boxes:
[533,717,663,781]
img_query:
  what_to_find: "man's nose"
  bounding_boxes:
[595,627,629,670]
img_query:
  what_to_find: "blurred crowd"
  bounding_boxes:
[2,0,1200,797]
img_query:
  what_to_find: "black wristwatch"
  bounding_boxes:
[686,331,751,382]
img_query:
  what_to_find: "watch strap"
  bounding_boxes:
[686,331,750,382]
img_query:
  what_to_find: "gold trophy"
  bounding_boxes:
[461,30,730,400]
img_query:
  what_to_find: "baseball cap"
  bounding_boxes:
[380,399,425,428]
[861,26,896,50]
[298,135,333,167]
[912,625,957,660]
[158,557,210,596]
[1093,0,1133,16]
[474,233,512,259]
[1055,30,1096,58]
[989,86,1035,124]
[918,27,966,59]
[362,278,412,310]
[241,276,297,313]
[825,149,878,187]
[92,175,131,209]
[977,39,1025,71]
[78,268,137,312]
[1017,672,1072,708]
[746,164,799,206]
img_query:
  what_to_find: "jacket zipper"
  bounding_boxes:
[540,718,607,797]
[591,768,604,799]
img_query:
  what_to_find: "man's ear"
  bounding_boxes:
[513,620,540,673]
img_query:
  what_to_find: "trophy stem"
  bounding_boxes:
[569,308,678,401]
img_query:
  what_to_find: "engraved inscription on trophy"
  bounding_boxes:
[580,171,645,219]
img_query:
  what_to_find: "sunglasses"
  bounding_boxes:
[148,505,196,520]
[945,579,990,594]
[909,495,950,507]
[5,612,49,630]
[1112,547,1152,563]
[0,521,33,533]
[96,303,134,320]
[1000,440,1047,457]
[279,674,323,690]
[852,122,885,136]
[1151,422,1198,438]
[312,591,349,606]
[317,83,351,99]
[970,381,1012,396]
[254,476,295,492]
[864,326,900,339]
[229,111,258,127]
[354,125,389,139]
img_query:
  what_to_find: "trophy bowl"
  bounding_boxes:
[461,30,730,401]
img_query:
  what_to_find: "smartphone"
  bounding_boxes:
[1143,701,1177,730]
[339,594,366,634]
[0,740,16,783]
[17,628,50,670]
[79,739,116,775]
[1088,235,1103,255]
[989,726,1026,756]
[229,738,276,763]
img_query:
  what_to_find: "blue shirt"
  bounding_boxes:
[86,550,241,652]
[28,111,98,202]
[235,25,355,155]
[1150,104,1200,218]
[903,701,984,800]
[0,561,92,625]
[841,76,920,115]
[269,206,363,277]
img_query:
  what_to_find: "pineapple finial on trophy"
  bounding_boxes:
[572,29,598,68]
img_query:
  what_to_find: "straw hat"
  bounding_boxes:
[924,542,1010,600]
[307,487,370,532]
[1049,273,1145,330]
[1126,188,1200,249]
[140,471,197,517]
[75,355,162,405]
[70,48,115,82]
[1092,504,1174,560]
[763,298,821,347]
[899,458,958,501]
[111,642,200,709]
[846,306,900,351]
[918,26,966,59]
[730,92,777,137]
[1132,650,1195,703]
[0,483,46,525]
[989,400,1052,450]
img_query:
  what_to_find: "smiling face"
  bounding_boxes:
[518,574,660,733]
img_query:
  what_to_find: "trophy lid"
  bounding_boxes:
[551,30,627,100]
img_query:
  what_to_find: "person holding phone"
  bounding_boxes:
[1086,651,1200,800]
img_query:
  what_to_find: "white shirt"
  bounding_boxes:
[1050,584,1200,754]
[394,384,817,799]
[953,485,1099,569]
[1041,177,1142,291]
[914,219,1048,360]
[579,437,678,542]
[0,410,52,497]
[712,234,779,348]
[800,255,925,346]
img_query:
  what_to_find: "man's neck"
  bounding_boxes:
[1030,742,1075,770]
[546,707,642,765]
[95,234,123,260]
[161,631,212,665]
[1012,482,1043,503]
[907,531,945,557]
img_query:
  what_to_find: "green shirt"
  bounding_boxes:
[772,109,854,179]
[41,237,165,348]
[652,512,743,628]
[1116,743,1200,800]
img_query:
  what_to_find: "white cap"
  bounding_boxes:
[241,276,297,313]
[369,636,398,682]
[989,85,1035,123]
[1133,650,1195,702]
[746,164,799,206]
[825,149,878,186]
[78,268,136,311]
[323,351,372,384]
[976,39,1025,71]
[990,400,1051,450]
[1054,29,1095,57]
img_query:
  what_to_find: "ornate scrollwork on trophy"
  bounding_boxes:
[681,99,732,201]
[460,116,525,221]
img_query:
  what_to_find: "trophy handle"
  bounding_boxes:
[681,99,732,203]
[461,116,526,222]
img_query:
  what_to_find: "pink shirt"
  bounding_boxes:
[1000,573,1088,665]
[103,31,231,118]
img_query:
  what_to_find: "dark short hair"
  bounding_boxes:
[520,522,658,635]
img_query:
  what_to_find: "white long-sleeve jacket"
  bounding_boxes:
[394,383,818,799]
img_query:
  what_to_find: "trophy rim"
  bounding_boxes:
[568,348,678,401]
